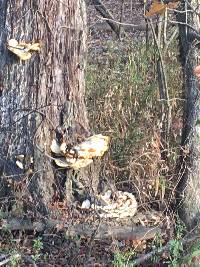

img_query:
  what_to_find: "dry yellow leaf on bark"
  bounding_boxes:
[7,39,40,60]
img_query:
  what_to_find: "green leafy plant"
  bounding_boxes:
[113,250,135,267]
[151,232,164,263]
[10,252,21,267]
[31,237,43,262]
[113,251,126,267]
[168,239,183,267]
[167,216,186,266]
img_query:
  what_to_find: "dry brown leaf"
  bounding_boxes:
[145,2,166,17]
[145,1,180,17]
[167,2,179,9]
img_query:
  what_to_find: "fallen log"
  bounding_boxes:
[0,217,162,241]
[67,223,161,241]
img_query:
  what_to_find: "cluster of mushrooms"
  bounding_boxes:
[51,134,110,169]
[81,190,138,219]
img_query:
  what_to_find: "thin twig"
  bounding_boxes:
[83,218,101,264]
[96,15,162,28]
[148,18,171,157]
[132,235,200,266]
[95,13,199,35]
[92,0,120,37]
[164,27,178,55]
[168,19,199,33]
[119,0,125,38]
[0,258,10,266]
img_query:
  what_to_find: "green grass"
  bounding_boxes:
[86,38,182,204]
[85,37,187,265]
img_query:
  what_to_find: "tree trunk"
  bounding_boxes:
[0,0,98,214]
[177,0,200,228]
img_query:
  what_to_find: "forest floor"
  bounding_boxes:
[1,1,199,267]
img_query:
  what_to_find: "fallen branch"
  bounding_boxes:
[69,223,161,241]
[132,235,200,266]
[0,254,37,267]
[0,216,162,241]
[0,258,10,266]
[92,0,121,37]
[89,21,147,33]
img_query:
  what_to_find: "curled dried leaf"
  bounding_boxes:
[145,1,179,17]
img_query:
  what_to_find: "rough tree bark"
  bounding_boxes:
[177,0,200,228]
[0,0,99,214]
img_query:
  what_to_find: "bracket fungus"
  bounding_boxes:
[51,134,110,170]
[81,190,138,219]
[7,39,40,60]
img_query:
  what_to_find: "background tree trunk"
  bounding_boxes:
[0,0,98,214]
[177,0,200,228]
